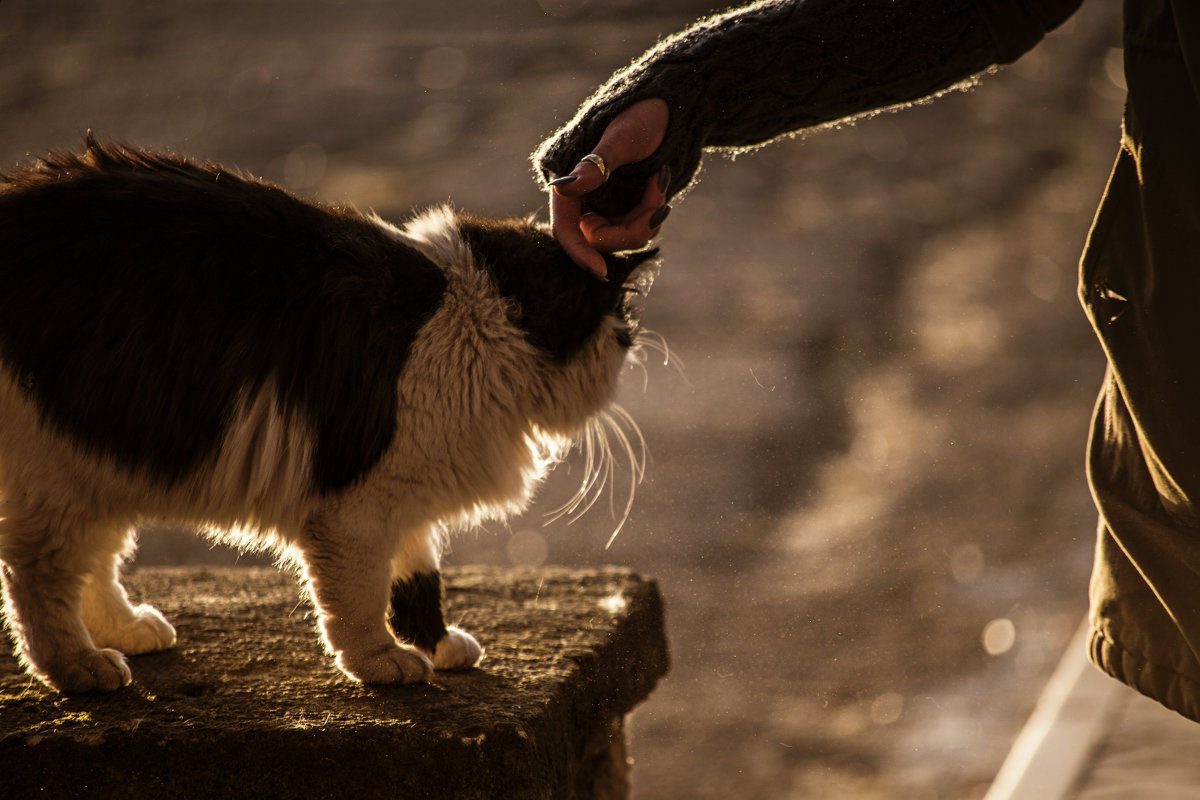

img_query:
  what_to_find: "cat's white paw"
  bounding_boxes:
[49,648,132,693]
[98,605,177,655]
[432,626,484,671]
[339,644,435,685]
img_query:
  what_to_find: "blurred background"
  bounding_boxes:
[0,1,1122,797]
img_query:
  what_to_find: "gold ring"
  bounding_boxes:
[580,153,609,182]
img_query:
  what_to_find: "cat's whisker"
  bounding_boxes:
[586,417,616,518]
[626,347,652,393]
[579,424,609,516]
[612,404,647,478]
[600,420,618,520]
[544,418,603,525]
[599,408,646,548]
[543,405,647,546]
[633,329,690,386]
[582,420,609,511]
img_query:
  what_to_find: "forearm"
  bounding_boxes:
[535,0,1082,216]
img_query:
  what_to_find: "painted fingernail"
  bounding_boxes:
[657,166,671,194]
[648,205,671,229]
[549,175,579,187]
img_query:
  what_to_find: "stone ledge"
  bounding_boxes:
[0,566,669,799]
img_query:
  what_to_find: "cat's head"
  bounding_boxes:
[454,212,657,360]
[398,206,658,434]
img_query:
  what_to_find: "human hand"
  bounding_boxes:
[548,98,671,277]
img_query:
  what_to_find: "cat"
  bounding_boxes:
[0,135,655,693]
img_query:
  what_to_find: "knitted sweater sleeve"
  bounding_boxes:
[533,0,1083,218]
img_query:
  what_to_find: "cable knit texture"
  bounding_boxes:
[534,0,1083,218]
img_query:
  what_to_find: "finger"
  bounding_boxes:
[633,167,669,218]
[580,172,669,250]
[582,212,659,252]
[550,159,608,197]
[550,190,608,277]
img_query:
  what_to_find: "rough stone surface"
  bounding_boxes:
[0,566,669,799]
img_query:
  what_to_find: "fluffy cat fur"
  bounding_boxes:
[0,136,655,693]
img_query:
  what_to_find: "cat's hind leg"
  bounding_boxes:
[80,532,175,656]
[0,507,131,692]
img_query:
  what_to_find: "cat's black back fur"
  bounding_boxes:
[0,138,448,492]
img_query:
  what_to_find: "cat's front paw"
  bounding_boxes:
[99,605,177,655]
[432,626,484,671]
[46,648,132,693]
[338,644,434,685]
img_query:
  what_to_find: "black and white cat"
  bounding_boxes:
[0,136,655,693]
